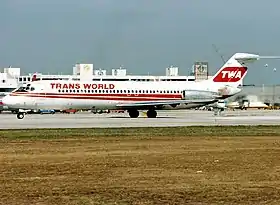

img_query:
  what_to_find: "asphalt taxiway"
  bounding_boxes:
[1,109,280,129]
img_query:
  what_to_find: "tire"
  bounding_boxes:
[17,113,24,119]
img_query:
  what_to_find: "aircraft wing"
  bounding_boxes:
[116,99,217,108]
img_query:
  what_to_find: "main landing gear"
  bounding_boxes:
[128,109,139,118]
[128,109,157,118]
[146,109,157,118]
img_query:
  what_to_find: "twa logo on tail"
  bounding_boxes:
[213,67,247,82]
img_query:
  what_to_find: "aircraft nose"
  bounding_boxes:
[2,95,14,107]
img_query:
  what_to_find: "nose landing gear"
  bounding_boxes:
[17,112,25,119]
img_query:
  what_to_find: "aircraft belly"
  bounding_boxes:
[30,98,119,110]
[160,103,207,110]
[55,98,118,110]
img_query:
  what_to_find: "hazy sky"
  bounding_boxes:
[1,0,280,84]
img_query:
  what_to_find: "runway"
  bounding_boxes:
[1,109,280,129]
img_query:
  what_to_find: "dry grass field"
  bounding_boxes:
[0,126,280,205]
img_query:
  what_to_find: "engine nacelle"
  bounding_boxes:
[182,90,219,100]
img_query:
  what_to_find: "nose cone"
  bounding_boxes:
[2,95,15,107]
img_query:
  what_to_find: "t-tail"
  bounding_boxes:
[209,53,280,87]
[31,73,38,82]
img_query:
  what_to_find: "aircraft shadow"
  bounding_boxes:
[109,116,176,119]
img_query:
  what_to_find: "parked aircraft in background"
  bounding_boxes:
[226,95,269,110]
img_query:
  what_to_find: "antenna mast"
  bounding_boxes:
[212,44,226,63]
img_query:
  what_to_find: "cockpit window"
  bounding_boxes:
[14,84,35,92]
[14,86,28,92]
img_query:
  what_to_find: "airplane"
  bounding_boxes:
[2,52,278,119]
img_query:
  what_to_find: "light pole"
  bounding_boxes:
[273,68,277,107]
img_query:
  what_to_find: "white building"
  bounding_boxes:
[0,67,20,96]
[16,65,196,84]
[166,66,179,76]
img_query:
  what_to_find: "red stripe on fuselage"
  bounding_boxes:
[12,92,181,98]
[10,93,182,101]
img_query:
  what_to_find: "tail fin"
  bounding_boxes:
[210,53,255,86]
[211,53,280,86]
[31,73,38,82]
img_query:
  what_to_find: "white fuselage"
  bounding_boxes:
[2,80,240,110]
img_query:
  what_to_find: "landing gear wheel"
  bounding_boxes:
[128,109,139,118]
[17,112,25,119]
[147,110,157,118]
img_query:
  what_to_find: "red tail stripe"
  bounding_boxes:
[213,67,247,82]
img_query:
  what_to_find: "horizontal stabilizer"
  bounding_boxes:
[258,56,280,59]
[234,53,280,62]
